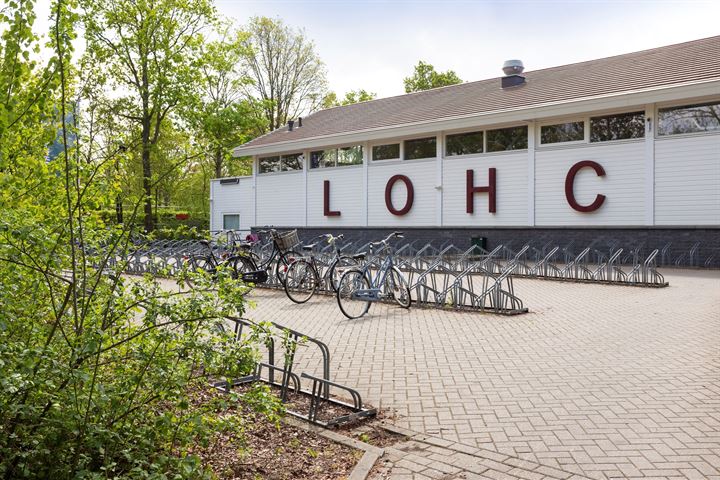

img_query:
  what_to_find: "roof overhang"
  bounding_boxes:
[233,79,720,157]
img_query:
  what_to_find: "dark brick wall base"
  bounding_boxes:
[253,226,720,268]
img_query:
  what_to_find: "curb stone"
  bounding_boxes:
[283,417,384,480]
[375,423,591,480]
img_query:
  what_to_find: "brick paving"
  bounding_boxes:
[243,269,720,479]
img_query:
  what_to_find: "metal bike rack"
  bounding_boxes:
[117,234,671,321]
[213,317,376,428]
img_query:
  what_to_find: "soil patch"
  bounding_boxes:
[188,385,362,479]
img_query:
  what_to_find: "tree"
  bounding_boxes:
[81,0,215,232]
[0,1,280,477]
[321,89,376,109]
[191,22,266,179]
[242,16,327,132]
[403,61,462,93]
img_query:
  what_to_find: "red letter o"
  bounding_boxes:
[565,160,606,212]
[385,175,414,216]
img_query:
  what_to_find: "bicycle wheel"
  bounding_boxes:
[337,269,371,319]
[385,266,411,308]
[185,255,214,288]
[275,250,300,285]
[284,259,319,304]
[230,255,258,280]
[329,255,359,292]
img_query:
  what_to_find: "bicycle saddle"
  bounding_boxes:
[234,241,254,249]
[302,243,317,251]
[352,252,366,260]
[199,239,210,247]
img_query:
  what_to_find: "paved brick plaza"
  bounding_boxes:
[246,269,720,479]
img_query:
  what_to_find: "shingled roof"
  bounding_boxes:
[236,36,720,153]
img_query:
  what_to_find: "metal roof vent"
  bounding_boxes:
[501,60,526,88]
[288,119,294,131]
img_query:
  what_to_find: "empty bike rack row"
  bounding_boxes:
[498,243,668,286]
[212,317,376,428]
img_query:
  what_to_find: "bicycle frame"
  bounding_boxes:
[352,250,395,302]
[293,235,348,283]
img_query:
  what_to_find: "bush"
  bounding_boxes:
[0,226,279,478]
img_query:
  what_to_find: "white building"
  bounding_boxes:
[212,36,720,265]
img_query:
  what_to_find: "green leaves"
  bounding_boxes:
[403,60,462,93]
[0,2,279,476]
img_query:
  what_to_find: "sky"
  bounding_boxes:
[29,0,720,100]
[214,0,720,98]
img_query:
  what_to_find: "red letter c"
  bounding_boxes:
[565,160,606,213]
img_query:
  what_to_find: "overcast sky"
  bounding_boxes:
[216,0,719,98]
[30,0,720,99]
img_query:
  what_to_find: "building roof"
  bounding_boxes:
[235,36,720,155]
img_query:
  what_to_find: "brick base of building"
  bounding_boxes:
[252,226,720,268]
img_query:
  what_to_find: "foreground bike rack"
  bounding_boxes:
[212,317,376,428]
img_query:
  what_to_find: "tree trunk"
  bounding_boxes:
[214,148,223,178]
[141,119,154,232]
[115,195,123,223]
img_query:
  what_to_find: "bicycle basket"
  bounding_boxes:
[274,229,299,252]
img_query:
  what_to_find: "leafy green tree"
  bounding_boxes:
[403,61,462,93]
[81,0,216,232]
[0,1,282,477]
[322,89,376,109]
[242,16,327,131]
[0,0,58,173]
[191,22,266,179]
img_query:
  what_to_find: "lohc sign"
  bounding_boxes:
[324,160,606,216]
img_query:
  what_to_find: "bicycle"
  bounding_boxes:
[232,228,301,286]
[183,238,247,286]
[336,232,411,319]
[283,234,365,304]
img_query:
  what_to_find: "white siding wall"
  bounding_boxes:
[210,177,254,232]
[307,166,365,227]
[655,134,720,225]
[256,172,305,226]
[442,152,529,226]
[535,142,646,226]
[215,120,720,229]
[368,160,436,226]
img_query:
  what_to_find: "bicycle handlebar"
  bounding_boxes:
[370,231,405,251]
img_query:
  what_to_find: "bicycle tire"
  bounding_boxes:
[230,255,258,281]
[275,250,300,285]
[185,254,215,288]
[337,269,371,319]
[386,266,411,308]
[284,259,319,304]
[328,255,360,292]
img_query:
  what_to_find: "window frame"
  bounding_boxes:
[485,125,529,153]
[444,130,484,157]
[309,144,365,170]
[257,151,305,175]
[222,213,241,231]
[371,142,402,162]
[588,110,646,143]
[403,135,438,161]
[537,119,587,146]
[655,98,720,138]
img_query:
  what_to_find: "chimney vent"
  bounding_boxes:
[502,59,524,75]
[288,120,294,131]
[298,117,303,127]
[501,59,526,88]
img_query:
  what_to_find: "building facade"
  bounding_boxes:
[211,37,720,265]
